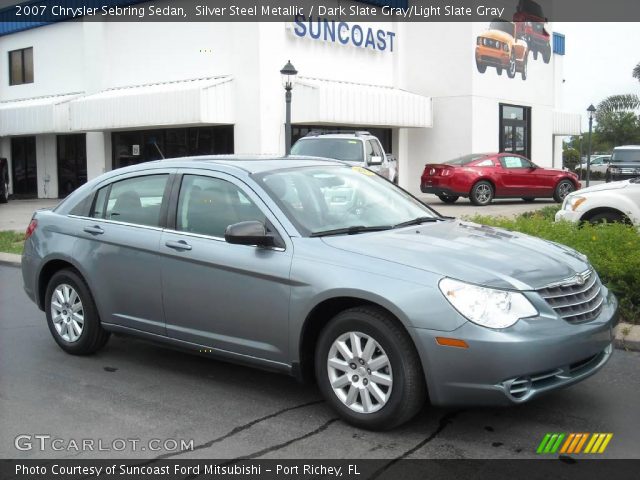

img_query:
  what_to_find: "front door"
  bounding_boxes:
[500,104,531,159]
[160,171,293,364]
[11,136,37,198]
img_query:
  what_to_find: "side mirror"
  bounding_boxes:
[369,155,383,166]
[225,221,275,247]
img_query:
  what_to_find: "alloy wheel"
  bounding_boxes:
[558,182,573,200]
[51,284,84,342]
[327,331,393,414]
[476,184,492,204]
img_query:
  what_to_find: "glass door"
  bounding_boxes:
[57,134,87,198]
[11,136,37,198]
[500,105,531,158]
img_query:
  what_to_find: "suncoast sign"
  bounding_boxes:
[289,15,396,53]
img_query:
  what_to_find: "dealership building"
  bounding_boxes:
[0,0,580,199]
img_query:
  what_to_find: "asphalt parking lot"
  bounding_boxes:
[1,264,639,461]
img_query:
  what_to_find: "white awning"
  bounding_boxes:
[553,111,581,135]
[0,93,80,136]
[293,77,432,128]
[69,76,234,131]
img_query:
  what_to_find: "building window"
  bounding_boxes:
[9,47,34,85]
[499,104,531,159]
[553,32,565,55]
[111,126,234,169]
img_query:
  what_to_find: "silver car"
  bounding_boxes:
[22,157,617,430]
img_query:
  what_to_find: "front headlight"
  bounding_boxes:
[564,195,586,211]
[438,278,538,329]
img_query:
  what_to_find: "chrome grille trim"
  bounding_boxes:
[537,269,603,324]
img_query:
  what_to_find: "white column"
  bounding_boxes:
[86,132,109,180]
[35,134,57,199]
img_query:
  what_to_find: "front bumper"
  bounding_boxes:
[555,209,582,224]
[412,289,618,406]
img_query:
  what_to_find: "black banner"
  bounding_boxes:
[2,460,640,480]
[1,0,640,23]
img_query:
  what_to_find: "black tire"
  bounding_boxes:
[533,49,539,60]
[496,67,503,76]
[476,62,487,74]
[470,180,494,206]
[0,181,8,203]
[522,197,535,202]
[506,55,516,78]
[45,269,110,355]
[542,45,551,64]
[553,179,575,203]
[438,194,459,204]
[315,306,426,430]
[587,211,629,225]
[521,54,528,81]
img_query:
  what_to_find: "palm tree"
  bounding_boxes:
[596,94,640,122]
[634,62,640,82]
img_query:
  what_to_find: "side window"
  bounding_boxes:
[366,140,382,165]
[500,156,526,169]
[176,175,266,238]
[476,159,494,167]
[92,175,168,227]
[90,187,109,219]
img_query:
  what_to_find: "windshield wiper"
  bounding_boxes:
[310,225,392,237]
[392,216,443,229]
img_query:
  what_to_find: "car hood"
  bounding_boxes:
[571,180,630,195]
[321,220,589,290]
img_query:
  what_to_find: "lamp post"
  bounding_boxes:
[586,104,596,187]
[280,60,298,155]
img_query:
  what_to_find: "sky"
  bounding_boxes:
[554,22,640,130]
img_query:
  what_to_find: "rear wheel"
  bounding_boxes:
[438,194,459,204]
[496,67,503,76]
[45,269,110,355]
[315,307,426,430]
[533,49,539,60]
[553,180,575,203]
[542,45,551,63]
[470,181,494,206]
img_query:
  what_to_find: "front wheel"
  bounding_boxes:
[588,211,629,225]
[45,269,110,355]
[476,62,487,73]
[315,307,426,430]
[507,55,516,78]
[542,45,551,63]
[470,181,494,206]
[553,180,575,203]
[438,194,459,204]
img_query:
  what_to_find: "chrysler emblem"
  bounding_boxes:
[574,274,586,286]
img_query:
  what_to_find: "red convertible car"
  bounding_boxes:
[420,153,581,206]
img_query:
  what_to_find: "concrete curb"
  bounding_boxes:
[615,322,640,352]
[0,252,21,268]
[0,251,638,351]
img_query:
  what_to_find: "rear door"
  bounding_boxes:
[159,170,293,364]
[72,170,174,335]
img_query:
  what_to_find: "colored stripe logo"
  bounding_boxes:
[537,433,613,454]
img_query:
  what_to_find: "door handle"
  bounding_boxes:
[165,240,192,251]
[83,225,104,235]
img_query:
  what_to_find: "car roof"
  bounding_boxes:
[144,155,347,174]
[298,134,370,140]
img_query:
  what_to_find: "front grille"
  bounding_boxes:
[537,269,604,324]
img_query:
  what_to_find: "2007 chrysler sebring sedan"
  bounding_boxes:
[22,157,617,430]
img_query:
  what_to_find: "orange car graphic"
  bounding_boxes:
[476,19,529,80]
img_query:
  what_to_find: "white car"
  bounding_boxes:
[556,178,640,225]
[576,155,611,175]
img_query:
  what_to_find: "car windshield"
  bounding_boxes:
[489,21,514,36]
[256,166,439,236]
[291,138,363,163]
[611,149,640,163]
[444,153,490,166]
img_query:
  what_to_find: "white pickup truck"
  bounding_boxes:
[291,131,398,183]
